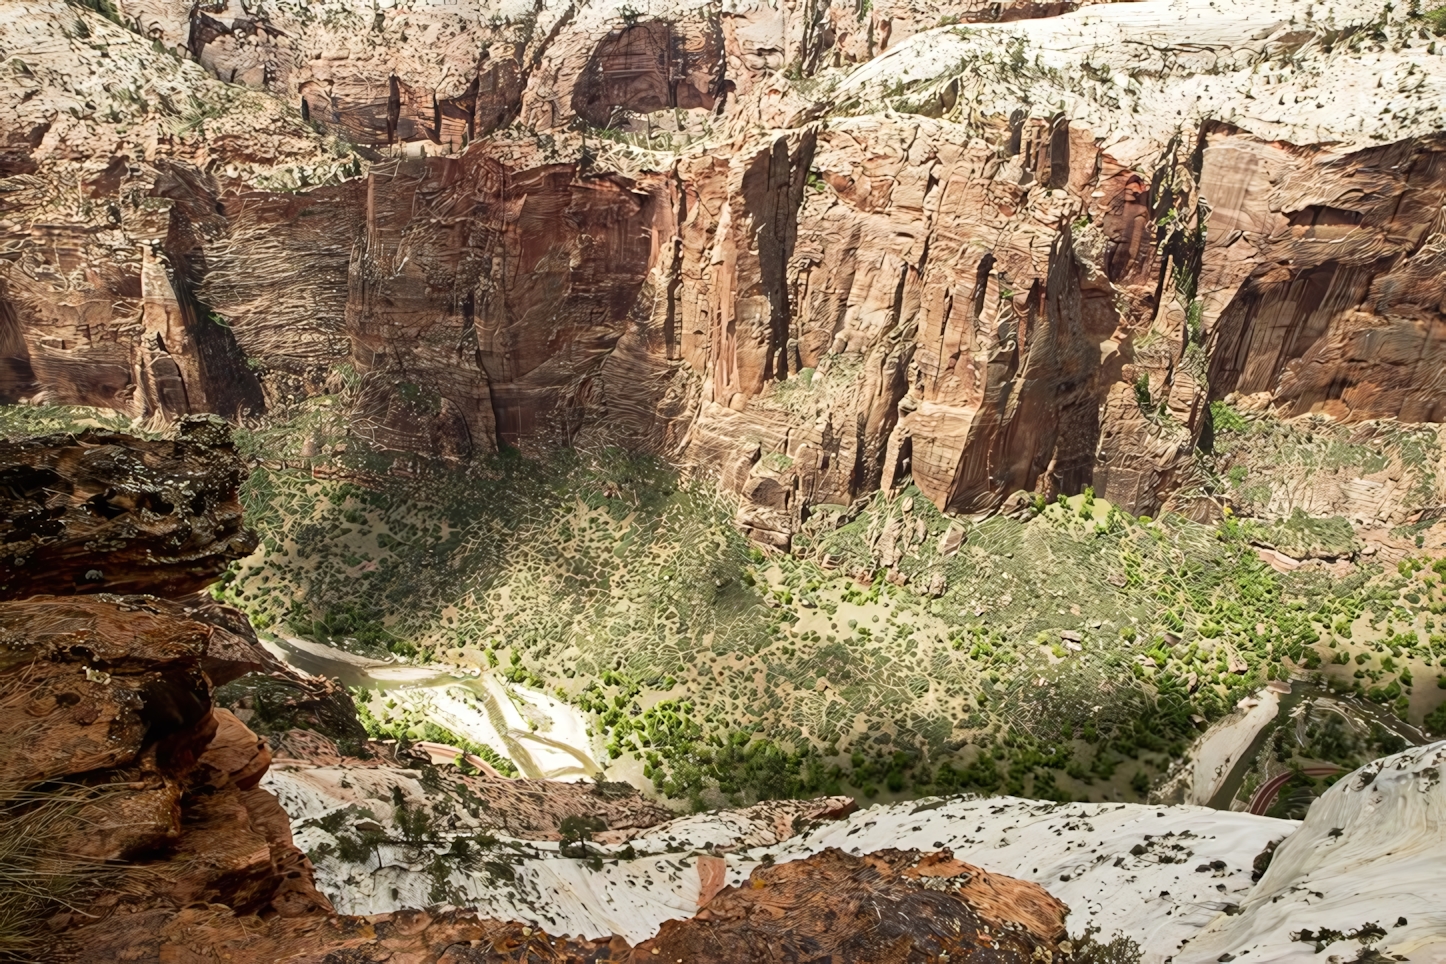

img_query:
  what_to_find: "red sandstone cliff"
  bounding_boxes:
[2,0,1444,544]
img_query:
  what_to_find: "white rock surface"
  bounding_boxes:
[277,764,1293,952]
[838,0,1446,162]
[271,743,1446,960]
[741,795,1291,962]
[1181,742,1446,963]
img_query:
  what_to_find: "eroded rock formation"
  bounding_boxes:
[63,849,1068,963]
[3,0,1445,545]
[0,424,1071,962]
[0,416,255,598]
[0,594,336,925]
[634,848,1068,963]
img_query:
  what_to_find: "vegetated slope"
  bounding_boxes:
[1,421,1420,964]
[0,422,1074,964]
[32,393,1414,809]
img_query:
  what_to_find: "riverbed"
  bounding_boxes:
[265,634,602,781]
[1203,681,1428,810]
[267,634,1429,808]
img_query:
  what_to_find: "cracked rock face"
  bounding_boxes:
[634,848,1069,963]
[0,417,256,599]
[0,594,336,924]
[3,0,1444,544]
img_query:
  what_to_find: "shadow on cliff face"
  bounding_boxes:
[0,420,1073,964]
[571,19,726,128]
[151,164,269,421]
[0,296,36,406]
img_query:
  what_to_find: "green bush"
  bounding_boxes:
[1426,701,1446,737]
[1210,400,1248,434]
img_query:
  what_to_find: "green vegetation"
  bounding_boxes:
[0,404,155,441]
[1133,373,1153,412]
[1067,928,1145,964]
[1210,400,1249,435]
[353,694,520,777]
[1204,409,1440,519]
[558,814,607,857]
[65,0,124,28]
[1229,508,1358,560]
[1426,700,1446,737]
[1228,694,1424,814]
[1420,5,1446,35]
[212,414,1444,806]
[3,401,1441,810]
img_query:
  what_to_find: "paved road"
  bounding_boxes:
[1248,766,1342,815]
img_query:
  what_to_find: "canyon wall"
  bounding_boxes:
[3,0,1444,543]
[0,422,1069,962]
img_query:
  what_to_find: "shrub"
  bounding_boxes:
[1210,400,1248,434]
[559,815,607,858]
[1127,372,1151,410]
[1066,927,1144,964]
[1425,700,1446,736]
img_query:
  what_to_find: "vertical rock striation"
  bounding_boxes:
[3,0,1445,541]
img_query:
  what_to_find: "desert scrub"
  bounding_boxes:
[205,397,1444,805]
[352,689,520,777]
[0,403,157,441]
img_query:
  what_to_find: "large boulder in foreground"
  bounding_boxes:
[637,848,1068,963]
[0,417,256,599]
[0,594,334,925]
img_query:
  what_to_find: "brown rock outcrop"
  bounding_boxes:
[0,416,256,599]
[60,848,1068,963]
[1200,130,1446,424]
[0,596,1064,961]
[0,594,335,922]
[636,848,1069,963]
[184,593,375,746]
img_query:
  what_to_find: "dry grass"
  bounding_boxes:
[0,667,124,961]
[0,783,127,962]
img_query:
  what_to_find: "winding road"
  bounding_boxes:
[1247,765,1342,815]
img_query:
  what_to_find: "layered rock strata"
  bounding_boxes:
[0,416,255,598]
[0,594,336,927]
[3,0,1444,544]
